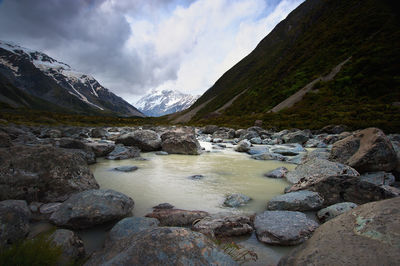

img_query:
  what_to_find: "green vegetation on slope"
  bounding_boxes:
[183,0,400,132]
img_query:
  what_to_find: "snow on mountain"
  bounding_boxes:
[0,40,144,117]
[135,89,199,117]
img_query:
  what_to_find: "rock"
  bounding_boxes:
[29,202,43,213]
[271,143,306,153]
[391,140,400,172]
[0,131,12,147]
[212,138,223,143]
[86,142,115,157]
[286,153,307,165]
[317,124,349,134]
[247,146,268,155]
[114,166,138,172]
[286,175,400,206]
[105,144,141,160]
[234,139,251,152]
[250,137,262,144]
[0,200,31,247]
[57,138,87,150]
[188,174,204,180]
[202,125,219,134]
[224,193,251,207]
[161,132,201,155]
[212,128,235,139]
[360,171,395,186]
[267,191,324,211]
[286,158,359,184]
[0,145,99,202]
[264,167,289,179]
[317,202,358,222]
[39,202,62,214]
[192,214,253,237]
[85,227,236,266]
[155,151,168,155]
[116,130,161,152]
[40,128,62,139]
[153,203,174,209]
[50,189,134,229]
[240,131,259,141]
[282,130,310,144]
[50,229,85,264]
[90,127,109,138]
[329,127,398,173]
[304,138,327,148]
[145,209,208,226]
[279,197,400,265]
[107,217,160,244]
[251,152,286,161]
[254,211,319,246]
[302,148,330,161]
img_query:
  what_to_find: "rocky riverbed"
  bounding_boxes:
[0,123,399,265]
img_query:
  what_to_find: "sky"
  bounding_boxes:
[0,0,303,104]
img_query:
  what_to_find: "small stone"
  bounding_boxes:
[189,175,204,180]
[224,193,251,207]
[264,167,289,178]
[153,203,174,209]
[155,151,168,155]
[114,166,138,172]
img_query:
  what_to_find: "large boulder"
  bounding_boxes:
[329,128,398,173]
[282,130,310,144]
[286,158,359,184]
[286,175,400,206]
[115,130,161,152]
[49,229,85,264]
[267,191,324,211]
[192,214,253,237]
[234,140,251,152]
[145,209,208,226]
[212,128,235,139]
[107,217,160,244]
[161,132,201,155]
[0,145,99,202]
[202,125,219,134]
[317,202,358,222]
[0,200,31,247]
[85,227,236,265]
[90,127,109,139]
[50,189,134,229]
[254,211,319,246]
[86,142,115,157]
[360,171,395,186]
[279,197,400,265]
[105,144,141,160]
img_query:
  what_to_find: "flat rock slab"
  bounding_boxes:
[317,202,358,222]
[254,211,319,246]
[267,191,324,211]
[85,227,236,265]
[50,189,134,229]
[192,214,253,237]
[107,217,160,244]
[279,197,400,265]
[114,166,138,172]
[145,208,208,226]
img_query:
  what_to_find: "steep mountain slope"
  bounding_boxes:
[176,0,400,131]
[0,41,144,117]
[136,89,199,117]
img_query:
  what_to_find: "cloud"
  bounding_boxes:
[0,0,303,103]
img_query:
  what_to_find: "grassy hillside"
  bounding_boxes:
[181,0,400,132]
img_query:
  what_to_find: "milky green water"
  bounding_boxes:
[89,142,298,265]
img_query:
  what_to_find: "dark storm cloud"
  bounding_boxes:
[0,0,181,94]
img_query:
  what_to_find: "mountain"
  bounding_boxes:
[135,89,199,117]
[0,41,144,117]
[172,0,400,132]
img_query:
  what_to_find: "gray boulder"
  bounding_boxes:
[264,167,289,179]
[0,200,31,247]
[282,130,310,144]
[0,145,99,202]
[114,166,138,172]
[251,152,285,161]
[250,137,262,144]
[50,229,85,264]
[107,217,160,244]
[105,144,141,160]
[212,128,235,139]
[286,175,400,206]
[161,132,201,155]
[39,202,62,215]
[50,189,134,229]
[270,143,306,155]
[202,125,219,134]
[85,227,236,265]
[153,203,174,209]
[234,139,251,152]
[224,193,251,207]
[267,191,324,211]
[116,130,161,152]
[279,197,400,265]
[360,171,395,186]
[317,202,358,222]
[86,142,115,157]
[145,208,208,226]
[329,127,397,173]
[192,214,253,237]
[254,211,319,246]
[286,158,359,184]
[90,127,109,138]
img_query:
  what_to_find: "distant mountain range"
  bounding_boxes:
[135,89,199,117]
[171,0,399,131]
[0,41,144,117]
